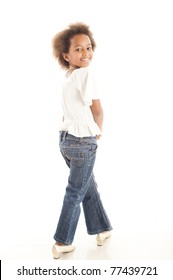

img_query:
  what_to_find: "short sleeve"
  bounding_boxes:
[74,67,101,106]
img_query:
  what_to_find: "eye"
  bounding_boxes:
[76,48,82,52]
[87,46,92,51]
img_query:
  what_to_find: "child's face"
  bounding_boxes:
[63,34,93,68]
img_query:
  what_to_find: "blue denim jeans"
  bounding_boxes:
[54,131,112,245]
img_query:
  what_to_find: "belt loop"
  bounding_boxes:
[63,131,68,141]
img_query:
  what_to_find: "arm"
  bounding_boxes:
[90,99,103,139]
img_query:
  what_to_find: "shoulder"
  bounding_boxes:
[73,66,90,79]
[73,66,94,79]
[70,67,92,88]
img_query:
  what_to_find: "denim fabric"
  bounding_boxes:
[54,131,112,245]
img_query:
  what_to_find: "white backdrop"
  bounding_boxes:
[0,0,173,251]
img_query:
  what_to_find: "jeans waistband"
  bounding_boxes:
[59,131,96,144]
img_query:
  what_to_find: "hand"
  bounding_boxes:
[96,135,101,140]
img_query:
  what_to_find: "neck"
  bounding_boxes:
[66,67,76,77]
[66,65,79,77]
[69,65,79,71]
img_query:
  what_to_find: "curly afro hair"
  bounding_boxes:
[52,22,96,70]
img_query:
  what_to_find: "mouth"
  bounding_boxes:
[80,58,90,62]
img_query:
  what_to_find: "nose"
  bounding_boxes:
[82,49,87,57]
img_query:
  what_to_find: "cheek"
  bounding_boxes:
[71,54,80,61]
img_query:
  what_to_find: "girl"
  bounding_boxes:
[52,22,112,259]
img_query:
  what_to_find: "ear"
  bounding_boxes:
[62,53,69,62]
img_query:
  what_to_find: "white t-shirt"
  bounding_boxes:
[59,66,102,137]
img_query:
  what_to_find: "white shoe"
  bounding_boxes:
[96,231,111,246]
[52,244,75,259]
